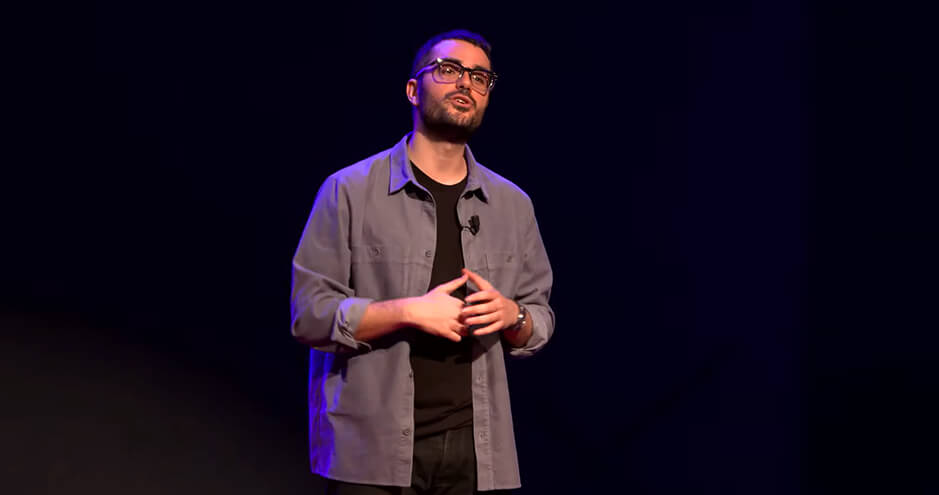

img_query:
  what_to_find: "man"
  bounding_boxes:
[290,30,554,494]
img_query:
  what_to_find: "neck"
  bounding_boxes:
[408,126,468,185]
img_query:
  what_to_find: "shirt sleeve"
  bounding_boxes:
[506,198,555,358]
[290,173,373,353]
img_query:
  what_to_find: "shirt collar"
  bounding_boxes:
[388,133,489,202]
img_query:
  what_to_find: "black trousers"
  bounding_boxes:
[323,426,513,495]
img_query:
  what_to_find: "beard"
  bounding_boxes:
[418,88,486,143]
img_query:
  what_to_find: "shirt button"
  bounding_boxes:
[403,428,411,437]
[476,376,484,385]
[408,370,414,378]
[424,250,433,258]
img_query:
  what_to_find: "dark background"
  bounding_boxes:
[4,1,934,493]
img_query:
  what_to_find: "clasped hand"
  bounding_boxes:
[408,268,517,342]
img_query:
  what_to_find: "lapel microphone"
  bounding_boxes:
[467,215,480,235]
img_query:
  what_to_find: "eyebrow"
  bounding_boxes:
[439,57,492,72]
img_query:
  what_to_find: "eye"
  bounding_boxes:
[439,63,459,75]
[470,72,490,85]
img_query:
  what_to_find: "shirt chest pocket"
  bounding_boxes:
[350,245,413,300]
[483,250,521,298]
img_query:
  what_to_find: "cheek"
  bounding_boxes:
[416,89,431,108]
[418,86,441,105]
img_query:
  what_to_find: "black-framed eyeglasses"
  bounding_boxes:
[414,58,498,95]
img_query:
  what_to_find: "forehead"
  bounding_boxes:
[429,39,491,70]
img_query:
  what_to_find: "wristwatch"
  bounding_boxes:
[508,302,528,332]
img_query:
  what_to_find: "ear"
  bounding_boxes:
[405,79,419,107]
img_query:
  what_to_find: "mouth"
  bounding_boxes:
[449,94,474,107]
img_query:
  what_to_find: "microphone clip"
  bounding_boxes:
[467,215,480,235]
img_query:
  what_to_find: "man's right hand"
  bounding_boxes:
[405,273,469,342]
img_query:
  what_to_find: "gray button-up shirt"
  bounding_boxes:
[290,134,555,490]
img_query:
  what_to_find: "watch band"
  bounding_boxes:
[509,302,528,332]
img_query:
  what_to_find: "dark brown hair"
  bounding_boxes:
[410,29,493,77]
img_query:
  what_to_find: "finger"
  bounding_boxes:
[473,321,503,336]
[440,328,463,342]
[461,300,497,317]
[461,268,493,291]
[453,323,470,336]
[464,289,499,304]
[434,273,469,294]
[463,312,499,326]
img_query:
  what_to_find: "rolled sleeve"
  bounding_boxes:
[290,174,372,354]
[507,199,555,358]
[328,296,374,351]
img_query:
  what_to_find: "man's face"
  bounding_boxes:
[410,39,492,140]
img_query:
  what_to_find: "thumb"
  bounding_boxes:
[461,268,492,290]
[433,273,469,294]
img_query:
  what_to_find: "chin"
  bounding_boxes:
[447,111,484,130]
[420,106,483,140]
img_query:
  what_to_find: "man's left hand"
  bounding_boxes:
[460,268,518,336]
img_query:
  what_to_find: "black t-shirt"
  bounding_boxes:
[409,162,474,438]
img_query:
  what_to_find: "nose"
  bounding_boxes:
[455,70,472,90]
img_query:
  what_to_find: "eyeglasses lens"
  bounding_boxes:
[435,62,492,93]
